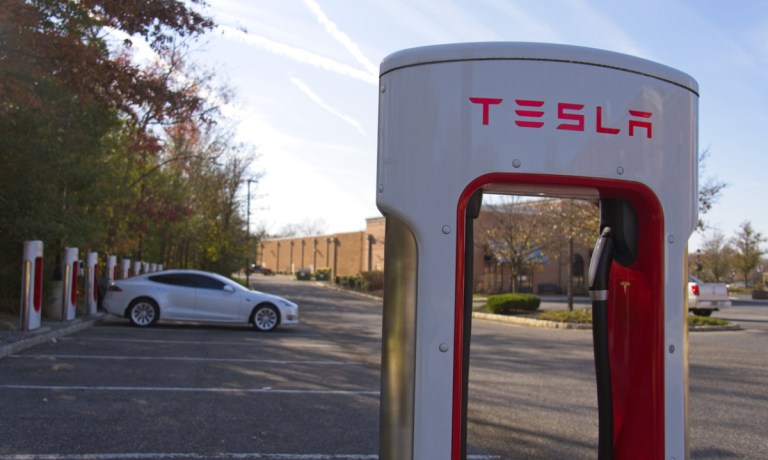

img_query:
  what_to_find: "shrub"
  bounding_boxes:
[537,308,592,323]
[338,275,358,288]
[359,271,384,291]
[335,271,383,292]
[688,315,730,327]
[485,293,541,314]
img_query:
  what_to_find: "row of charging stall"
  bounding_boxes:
[19,240,163,332]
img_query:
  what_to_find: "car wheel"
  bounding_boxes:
[252,304,279,332]
[128,299,159,327]
[691,308,712,317]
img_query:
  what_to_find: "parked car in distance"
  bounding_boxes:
[103,269,298,331]
[247,264,274,276]
[688,274,731,317]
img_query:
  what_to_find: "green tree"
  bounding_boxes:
[278,218,329,237]
[477,196,550,293]
[698,230,734,283]
[542,199,599,310]
[0,0,235,311]
[697,149,728,231]
[141,121,259,276]
[731,222,766,288]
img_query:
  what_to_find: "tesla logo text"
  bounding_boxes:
[469,97,653,138]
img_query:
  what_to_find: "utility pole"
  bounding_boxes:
[246,178,255,288]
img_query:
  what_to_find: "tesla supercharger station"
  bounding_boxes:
[377,43,698,460]
[121,258,131,279]
[107,255,117,283]
[133,261,141,277]
[84,252,98,315]
[20,240,44,331]
[61,247,79,321]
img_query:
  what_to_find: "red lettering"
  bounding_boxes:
[469,97,503,125]
[468,96,653,139]
[596,106,620,135]
[514,99,544,128]
[628,110,653,138]
[556,103,585,131]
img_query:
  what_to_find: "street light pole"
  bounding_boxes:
[246,178,255,288]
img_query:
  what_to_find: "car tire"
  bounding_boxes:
[128,298,159,327]
[252,304,280,332]
[691,308,713,317]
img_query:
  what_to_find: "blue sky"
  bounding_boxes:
[195,0,768,249]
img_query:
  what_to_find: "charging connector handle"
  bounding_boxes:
[589,225,615,460]
[589,227,614,300]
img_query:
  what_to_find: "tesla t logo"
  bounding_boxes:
[469,97,653,138]
[620,281,631,294]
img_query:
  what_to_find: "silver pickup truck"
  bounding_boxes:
[688,275,732,316]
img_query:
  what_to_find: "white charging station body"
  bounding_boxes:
[377,43,698,460]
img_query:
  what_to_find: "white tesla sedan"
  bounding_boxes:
[103,269,299,331]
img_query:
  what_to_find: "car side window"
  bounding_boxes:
[192,274,226,290]
[149,274,196,288]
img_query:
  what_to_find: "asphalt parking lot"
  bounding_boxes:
[0,301,382,458]
[0,277,767,459]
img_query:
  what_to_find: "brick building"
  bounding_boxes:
[258,213,591,295]
[258,217,385,278]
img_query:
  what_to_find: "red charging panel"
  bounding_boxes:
[33,257,43,312]
[453,173,665,460]
[70,262,79,306]
[94,264,99,301]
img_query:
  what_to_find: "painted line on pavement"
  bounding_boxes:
[0,384,379,395]
[11,354,364,365]
[65,337,342,348]
[0,454,500,460]
[0,455,375,460]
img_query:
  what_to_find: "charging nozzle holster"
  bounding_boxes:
[589,198,639,460]
[598,198,638,268]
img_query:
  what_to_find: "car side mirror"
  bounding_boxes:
[223,285,236,293]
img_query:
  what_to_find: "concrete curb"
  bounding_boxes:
[472,312,593,330]
[0,312,107,359]
[688,324,742,332]
[473,312,742,332]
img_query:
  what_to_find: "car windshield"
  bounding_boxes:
[203,272,249,291]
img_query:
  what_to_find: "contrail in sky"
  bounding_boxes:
[302,0,379,77]
[290,77,367,137]
[219,25,377,85]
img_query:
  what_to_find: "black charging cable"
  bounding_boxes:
[588,226,615,460]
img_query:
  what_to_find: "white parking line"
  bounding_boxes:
[12,354,364,365]
[0,454,500,460]
[0,454,377,460]
[66,336,344,350]
[0,384,379,395]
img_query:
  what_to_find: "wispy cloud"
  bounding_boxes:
[290,77,367,137]
[218,25,377,85]
[302,0,378,77]
[562,0,651,58]
[481,0,562,42]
